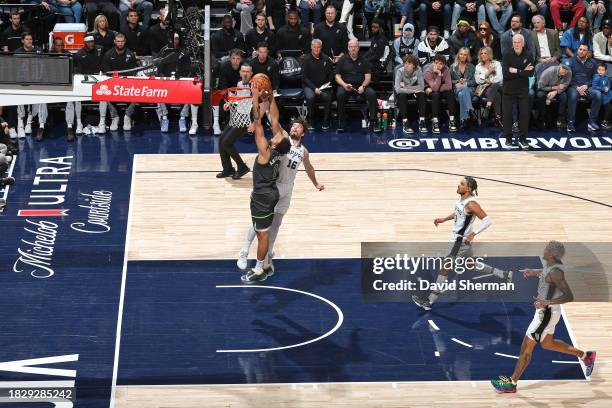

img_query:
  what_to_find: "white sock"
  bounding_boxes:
[428,274,448,304]
[243,225,256,253]
[492,268,505,279]
[419,117,425,121]
[254,260,264,274]
[267,213,284,257]
[449,116,455,121]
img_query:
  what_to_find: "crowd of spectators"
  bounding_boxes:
[0,0,610,144]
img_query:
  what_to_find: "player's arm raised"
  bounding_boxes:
[534,268,574,308]
[303,149,324,191]
[251,89,271,164]
[463,201,491,243]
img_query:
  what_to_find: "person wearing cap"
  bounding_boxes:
[485,0,513,35]
[447,19,479,63]
[363,18,388,71]
[73,35,104,135]
[592,19,612,76]
[530,14,561,74]
[417,26,450,66]
[536,62,572,129]
[591,62,611,130]
[451,0,486,33]
[566,43,601,132]
[393,22,420,66]
[416,0,452,41]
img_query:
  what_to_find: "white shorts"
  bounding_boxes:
[526,305,561,342]
[274,182,294,215]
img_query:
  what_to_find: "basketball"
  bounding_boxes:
[250,73,273,99]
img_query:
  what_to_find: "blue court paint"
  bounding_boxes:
[118,259,584,385]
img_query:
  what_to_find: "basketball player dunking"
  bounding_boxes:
[491,241,596,393]
[412,176,513,310]
[241,86,292,284]
[237,117,325,272]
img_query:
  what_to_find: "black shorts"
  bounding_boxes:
[250,190,279,232]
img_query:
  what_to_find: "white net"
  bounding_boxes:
[228,88,253,129]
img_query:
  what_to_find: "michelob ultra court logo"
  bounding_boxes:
[14,156,113,279]
[92,76,203,104]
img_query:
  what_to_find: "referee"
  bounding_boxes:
[216,62,253,180]
[501,33,534,150]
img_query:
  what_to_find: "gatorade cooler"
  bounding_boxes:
[50,23,87,50]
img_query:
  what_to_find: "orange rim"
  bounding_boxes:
[213,87,252,104]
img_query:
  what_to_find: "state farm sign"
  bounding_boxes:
[92,76,202,104]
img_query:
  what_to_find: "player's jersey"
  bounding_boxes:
[452,196,476,240]
[537,262,564,306]
[252,149,282,194]
[278,141,305,185]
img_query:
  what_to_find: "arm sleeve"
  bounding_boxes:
[473,216,492,235]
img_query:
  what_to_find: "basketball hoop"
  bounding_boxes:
[225,86,253,129]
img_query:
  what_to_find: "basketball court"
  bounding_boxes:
[2,128,610,407]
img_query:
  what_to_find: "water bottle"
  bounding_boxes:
[377,111,382,128]
[382,112,389,129]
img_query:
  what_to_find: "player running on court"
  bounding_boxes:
[412,176,513,310]
[237,117,325,272]
[240,87,292,284]
[491,240,596,393]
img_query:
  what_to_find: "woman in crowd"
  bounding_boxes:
[91,15,117,53]
[474,21,501,61]
[475,46,503,127]
[450,47,477,131]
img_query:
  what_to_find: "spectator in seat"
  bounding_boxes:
[450,46,477,130]
[393,22,420,66]
[424,53,458,134]
[85,0,120,31]
[475,46,503,126]
[417,26,450,66]
[143,7,171,56]
[416,0,452,41]
[212,15,246,59]
[249,42,280,91]
[565,44,601,132]
[531,14,561,73]
[313,4,348,64]
[215,48,243,134]
[501,33,534,149]
[265,0,288,32]
[302,38,334,130]
[156,33,200,135]
[398,0,418,30]
[485,0,513,35]
[549,0,585,32]
[15,32,47,141]
[55,0,83,24]
[395,54,428,134]
[73,35,104,135]
[1,12,29,52]
[91,14,117,53]
[275,9,311,57]
[536,61,571,129]
[474,21,502,60]
[515,0,548,29]
[500,14,535,62]
[593,19,611,76]
[100,33,138,132]
[118,0,153,33]
[560,16,593,59]
[592,63,611,130]
[447,19,479,63]
[121,8,146,55]
[363,19,388,71]
[233,0,256,36]
[246,12,276,58]
[298,0,323,29]
[451,0,486,33]
[21,0,58,39]
[335,38,381,133]
[585,0,606,34]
